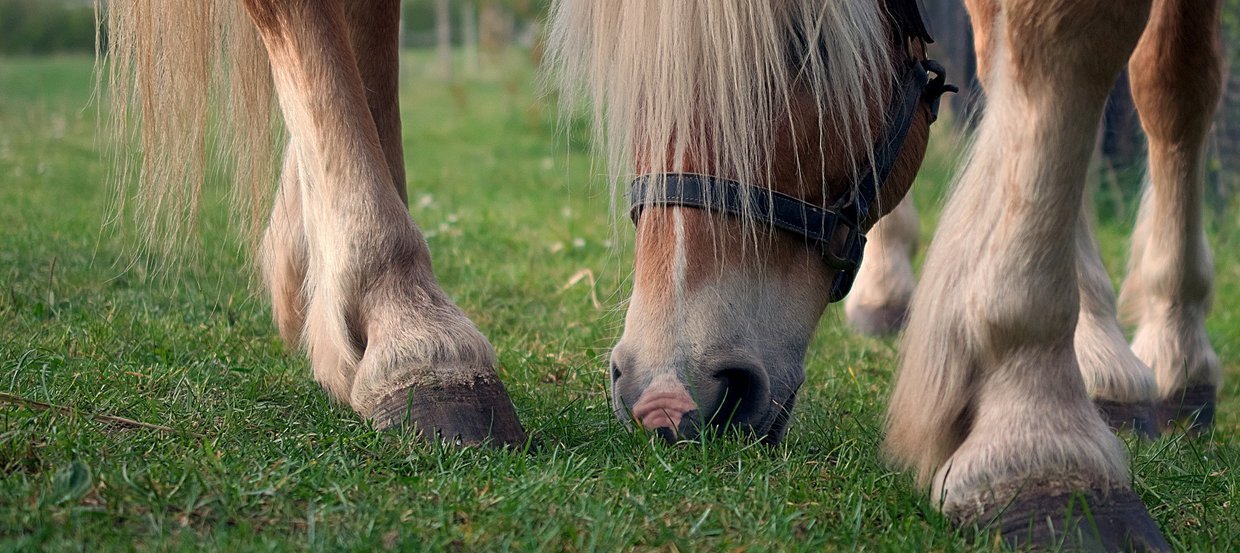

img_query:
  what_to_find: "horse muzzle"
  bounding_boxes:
[611,349,802,443]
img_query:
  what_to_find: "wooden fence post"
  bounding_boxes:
[436,0,453,80]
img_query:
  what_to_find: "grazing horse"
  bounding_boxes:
[102,0,1221,550]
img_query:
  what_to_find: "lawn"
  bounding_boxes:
[1,54,1237,551]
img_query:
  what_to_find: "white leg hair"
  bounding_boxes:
[1074,203,1158,410]
[885,0,1151,518]
[1121,175,1220,422]
[244,1,520,442]
[102,0,521,441]
[846,194,919,337]
[265,46,493,419]
[1120,0,1222,430]
[1121,179,1220,395]
[260,147,310,351]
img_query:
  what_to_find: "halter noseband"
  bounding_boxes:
[628,4,957,303]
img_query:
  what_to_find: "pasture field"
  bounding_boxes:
[1,54,1237,551]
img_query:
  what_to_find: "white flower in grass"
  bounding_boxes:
[51,114,67,140]
[549,242,565,254]
[417,194,435,209]
[572,238,586,249]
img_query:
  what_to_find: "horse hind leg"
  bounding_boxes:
[257,1,408,351]
[885,0,1171,549]
[261,149,310,348]
[1074,203,1159,438]
[845,194,918,337]
[244,0,524,444]
[1121,0,1223,435]
[344,0,408,204]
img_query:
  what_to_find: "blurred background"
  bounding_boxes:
[1,5,1237,549]
[2,0,1239,221]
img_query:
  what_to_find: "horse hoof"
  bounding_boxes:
[1157,384,1215,435]
[846,303,908,337]
[968,487,1170,552]
[372,373,527,447]
[1094,399,1158,440]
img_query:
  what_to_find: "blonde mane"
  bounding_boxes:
[546,1,895,223]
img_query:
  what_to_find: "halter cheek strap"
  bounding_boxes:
[629,58,956,303]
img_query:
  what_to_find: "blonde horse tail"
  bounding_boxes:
[99,1,278,256]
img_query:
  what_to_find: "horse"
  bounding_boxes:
[101,0,1222,550]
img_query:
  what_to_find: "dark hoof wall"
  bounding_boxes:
[847,304,909,337]
[374,375,527,447]
[1094,399,1158,440]
[970,487,1169,552]
[1156,384,1215,435]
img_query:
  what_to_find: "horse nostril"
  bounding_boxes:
[611,362,622,383]
[706,365,769,429]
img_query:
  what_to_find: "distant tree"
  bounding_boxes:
[1224,0,1240,59]
[402,0,442,47]
[402,0,545,48]
[0,0,96,55]
[1101,73,1143,171]
[436,0,453,78]
[1216,0,1240,209]
[462,1,480,75]
[922,0,981,126]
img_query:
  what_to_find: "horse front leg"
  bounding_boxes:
[845,194,918,337]
[244,0,524,444]
[1121,0,1223,434]
[885,0,1171,549]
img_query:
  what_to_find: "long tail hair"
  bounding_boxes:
[99,0,278,254]
[546,1,894,223]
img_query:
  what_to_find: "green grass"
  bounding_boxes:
[1,53,1237,551]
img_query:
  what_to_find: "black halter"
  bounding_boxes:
[628,3,956,303]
